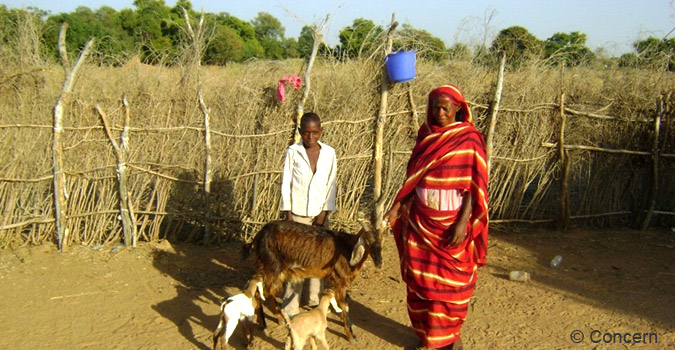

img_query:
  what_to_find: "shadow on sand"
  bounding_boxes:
[488,227,675,329]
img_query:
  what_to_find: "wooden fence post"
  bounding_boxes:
[294,15,329,143]
[52,22,94,251]
[640,95,664,230]
[183,8,214,244]
[558,93,570,230]
[486,51,506,173]
[199,88,213,243]
[372,14,398,230]
[96,96,137,246]
[406,85,419,135]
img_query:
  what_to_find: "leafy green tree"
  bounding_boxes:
[43,7,93,58]
[0,6,47,64]
[94,6,136,64]
[0,5,12,45]
[118,8,137,37]
[132,0,177,64]
[221,14,263,59]
[169,0,194,36]
[396,24,447,62]
[296,25,330,59]
[633,36,675,70]
[258,37,283,59]
[172,0,193,14]
[618,52,639,68]
[251,12,285,59]
[338,18,383,58]
[297,25,314,58]
[251,12,284,40]
[42,6,136,65]
[447,42,472,61]
[204,21,244,64]
[490,26,543,68]
[544,31,595,66]
[281,37,300,58]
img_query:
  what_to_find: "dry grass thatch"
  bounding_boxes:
[1,47,674,248]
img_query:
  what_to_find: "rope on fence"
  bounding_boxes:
[1,175,53,183]
[2,72,673,240]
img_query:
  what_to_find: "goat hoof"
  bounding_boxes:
[349,337,358,344]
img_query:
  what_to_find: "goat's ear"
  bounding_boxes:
[349,236,366,266]
[256,281,266,301]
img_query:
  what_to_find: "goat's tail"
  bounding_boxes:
[241,242,253,259]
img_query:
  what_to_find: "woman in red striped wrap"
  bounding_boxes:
[384,85,488,350]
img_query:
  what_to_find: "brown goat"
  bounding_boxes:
[247,220,382,343]
[281,289,342,350]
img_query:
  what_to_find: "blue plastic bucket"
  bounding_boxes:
[385,50,416,83]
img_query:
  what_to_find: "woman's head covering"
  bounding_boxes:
[425,85,472,130]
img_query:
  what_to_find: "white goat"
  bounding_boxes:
[281,289,343,350]
[212,275,266,350]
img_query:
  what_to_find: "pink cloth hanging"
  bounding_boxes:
[277,75,302,102]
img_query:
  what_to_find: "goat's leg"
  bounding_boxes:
[244,319,255,347]
[309,336,318,350]
[316,330,330,350]
[264,294,286,324]
[264,281,286,324]
[293,335,306,350]
[255,301,268,333]
[338,304,357,343]
[262,277,282,324]
[212,331,223,350]
[223,317,238,346]
[212,313,226,350]
[334,289,356,343]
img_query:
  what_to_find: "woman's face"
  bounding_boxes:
[432,96,461,127]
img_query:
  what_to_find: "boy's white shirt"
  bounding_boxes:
[280,140,337,217]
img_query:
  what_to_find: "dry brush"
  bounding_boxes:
[1,51,674,248]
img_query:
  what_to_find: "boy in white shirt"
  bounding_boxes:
[279,112,337,315]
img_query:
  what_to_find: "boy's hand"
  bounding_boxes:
[313,211,327,227]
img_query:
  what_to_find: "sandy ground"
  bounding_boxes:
[1,227,674,350]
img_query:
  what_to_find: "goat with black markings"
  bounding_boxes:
[212,275,267,350]
[247,220,383,343]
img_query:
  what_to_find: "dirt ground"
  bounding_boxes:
[1,227,674,350]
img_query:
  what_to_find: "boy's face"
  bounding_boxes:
[300,120,322,148]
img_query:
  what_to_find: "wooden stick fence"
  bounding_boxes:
[293,15,329,143]
[96,97,137,246]
[641,96,664,230]
[3,95,673,239]
[558,93,571,230]
[486,51,506,173]
[2,36,675,247]
[372,14,398,231]
[52,23,94,251]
